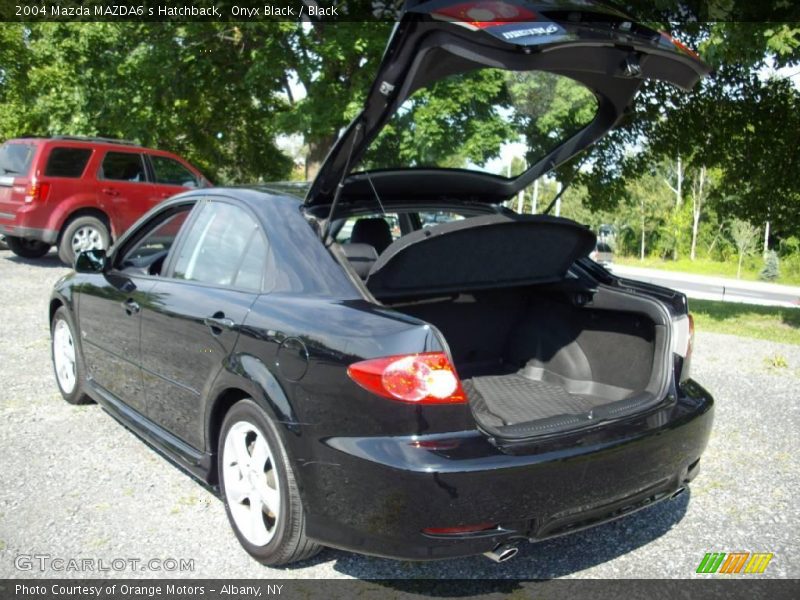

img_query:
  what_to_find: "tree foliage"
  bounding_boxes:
[0,16,798,247]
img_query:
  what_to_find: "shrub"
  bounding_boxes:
[759,250,780,281]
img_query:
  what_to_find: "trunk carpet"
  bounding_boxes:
[468,374,612,425]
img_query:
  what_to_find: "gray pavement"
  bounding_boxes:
[611,264,800,308]
[0,249,798,579]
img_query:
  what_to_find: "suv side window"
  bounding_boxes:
[100,151,147,183]
[171,201,267,291]
[150,155,201,188]
[44,147,92,178]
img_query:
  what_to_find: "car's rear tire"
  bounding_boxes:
[218,399,322,565]
[6,236,51,258]
[58,216,110,266]
[50,306,93,405]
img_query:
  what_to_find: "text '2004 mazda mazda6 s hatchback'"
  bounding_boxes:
[49,1,713,565]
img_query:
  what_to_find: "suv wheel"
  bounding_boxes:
[6,236,51,259]
[58,216,110,265]
[218,399,322,565]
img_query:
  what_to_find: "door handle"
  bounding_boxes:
[102,188,120,196]
[204,313,235,334]
[122,298,140,315]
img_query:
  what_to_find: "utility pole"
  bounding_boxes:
[531,179,539,214]
[555,181,562,217]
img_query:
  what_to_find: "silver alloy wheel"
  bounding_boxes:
[222,420,281,546]
[70,225,104,254]
[53,319,77,394]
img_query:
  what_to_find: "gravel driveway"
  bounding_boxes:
[1,248,798,579]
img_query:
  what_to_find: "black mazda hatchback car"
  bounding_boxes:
[50,0,713,565]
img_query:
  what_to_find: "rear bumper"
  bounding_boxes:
[298,379,713,560]
[0,223,58,243]
[0,204,58,243]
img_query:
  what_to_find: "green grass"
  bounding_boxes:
[689,299,800,345]
[615,256,800,286]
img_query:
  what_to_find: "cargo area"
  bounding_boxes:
[347,213,671,437]
[388,287,668,436]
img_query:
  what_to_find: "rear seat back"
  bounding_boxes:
[341,243,379,279]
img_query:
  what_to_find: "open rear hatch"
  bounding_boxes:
[305,0,709,212]
[364,214,672,437]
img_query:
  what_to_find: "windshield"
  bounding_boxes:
[359,69,598,176]
[0,142,36,176]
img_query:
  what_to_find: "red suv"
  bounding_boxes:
[0,136,209,264]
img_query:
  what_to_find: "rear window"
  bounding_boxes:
[0,143,36,177]
[44,147,92,178]
[360,69,598,176]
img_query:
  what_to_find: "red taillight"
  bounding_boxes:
[347,352,466,404]
[423,523,496,535]
[24,181,50,203]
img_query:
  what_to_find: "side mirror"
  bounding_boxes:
[74,248,108,273]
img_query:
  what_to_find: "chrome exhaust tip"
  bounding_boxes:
[483,543,519,563]
[670,487,686,500]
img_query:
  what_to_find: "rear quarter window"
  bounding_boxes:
[44,147,92,178]
[0,143,36,177]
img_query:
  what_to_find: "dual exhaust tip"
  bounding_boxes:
[483,543,519,563]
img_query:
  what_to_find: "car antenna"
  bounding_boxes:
[322,122,362,245]
[364,170,387,216]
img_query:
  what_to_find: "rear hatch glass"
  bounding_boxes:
[0,142,36,179]
[360,69,598,176]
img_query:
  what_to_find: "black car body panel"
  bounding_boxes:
[49,0,713,562]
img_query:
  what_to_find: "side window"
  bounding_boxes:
[119,207,193,276]
[151,155,201,188]
[418,211,466,228]
[100,152,146,182]
[44,147,92,178]
[171,202,267,291]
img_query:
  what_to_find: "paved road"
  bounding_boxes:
[0,249,798,579]
[610,264,800,308]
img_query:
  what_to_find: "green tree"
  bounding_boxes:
[730,219,759,279]
[0,23,294,183]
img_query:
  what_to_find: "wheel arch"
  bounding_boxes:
[49,297,64,324]
[205,356,301,484]
[56,207,114,245]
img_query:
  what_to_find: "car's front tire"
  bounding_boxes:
[218,399,322,565]
[6,236,51,258]
[50,307,92,405]
[58,216,110,266]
